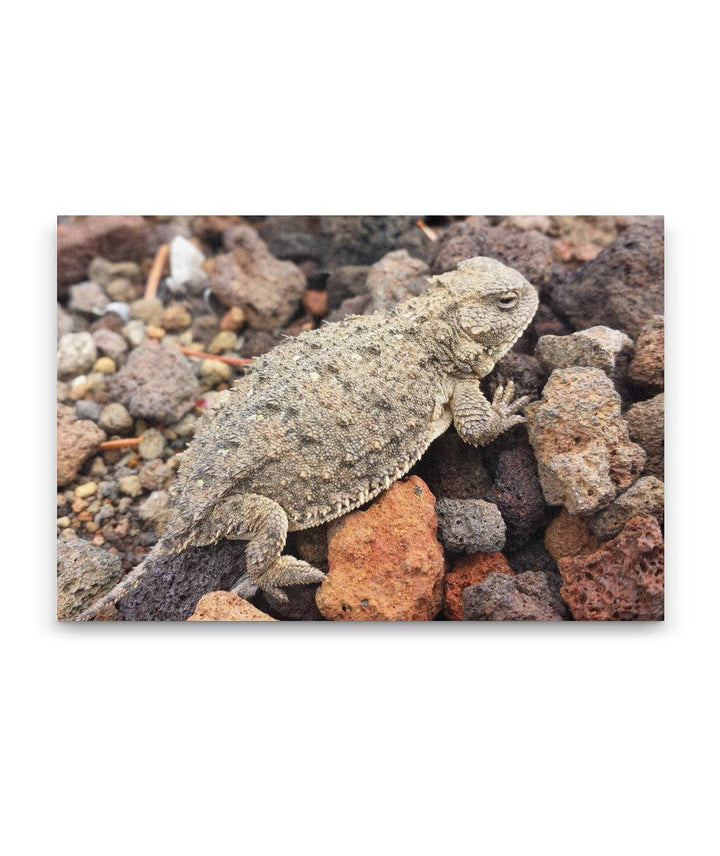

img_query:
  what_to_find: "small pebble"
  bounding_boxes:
[200,358,232,386]
[56,516,70,529]
[122,319,146,347]
[93,356,117,374]
[105,301,131,323]
[99,402,134,435]
[208,331,238,354]
[74,481,98,499]
[118,475,143,497]
[161,303,192,331]
[138,428,167,460]
[220,306,245,331]
[74,400,102,422]
[147,325,165,339]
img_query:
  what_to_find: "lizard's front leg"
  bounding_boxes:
[450,378,529,446]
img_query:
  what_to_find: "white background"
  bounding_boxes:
[2,1,717,854]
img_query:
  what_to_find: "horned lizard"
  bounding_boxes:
[79,256,538,618]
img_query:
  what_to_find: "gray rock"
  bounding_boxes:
[92,327,129,364]
[463,571,567,621]
[108,342,200,424]
[122,319,146,347]
[137,489,172,526]
[57,537,123,620]
[98,402,134,435]
[68,280,109,316]
[88,257,142,289]
[367,249,430,311]
[326,265,370,310]
[590,476,664,540]
[535,326,634,377]
[74,400,102,422]
[129,297,163,327]
[435,498,506,553]
[57,332,97,379]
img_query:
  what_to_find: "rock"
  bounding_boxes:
[444,553,514,620]
[432,216,553,285]
[526,367,646,514]
[106,277,142,302]
[208,331,238,354]
[139,460,175,491]
[190,314,220,347]
[316,476,444,621]
[590,476,664,540]
[58,216,150,293]
[220,306,246,331]
[325,293,372,323]
[138,428,167,460]
[98,402,134,436]
[88,257,143,290]
[505,538,560,579]
[629,315,664,387]
[57,405,106,487]
[485,445,550,547]
[435,498,506,553]
[122,319,146,347]
[535,326,633,377]
[74,481,98,498]
[326,265,369,310]
[68,280,109,316]
[57,332,97,379]
[367,249,430,310]
[93,356,116,374]
[57,537,123,619]
[320,216,418,266]
[463,571,567,621]
[160,302,192,331]
[417,429,493,499]
[625,393,664,479]
[544,509,601,561]
[558,516,664,620]
[118,475,143,497]
[117,539,247,621]
[265,230,328,263]
[130,297,163,327]
[200,358,232,386]
[187,591,276,621]
[102,302,131,323]
[551,222,664,337]
[91,328,129,364]
[57,302,75,338]
[74,400,102,422]
[302,289,328,317]
[532,303,572,339]
[108,342,199,424]
[166,235,208,293]
[137,489,172,528]
[210,226,306,330]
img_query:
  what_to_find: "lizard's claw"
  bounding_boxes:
[491,381,532,429]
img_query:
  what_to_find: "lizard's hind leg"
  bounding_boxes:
[200,494,326,603]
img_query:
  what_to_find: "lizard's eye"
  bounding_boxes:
[497,292,518,310]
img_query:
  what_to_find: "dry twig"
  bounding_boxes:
[144,243,170,300]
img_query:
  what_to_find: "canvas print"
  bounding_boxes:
[56,215,664,622]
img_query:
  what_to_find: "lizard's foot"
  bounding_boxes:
[237,555,326,604]
[491,380,531,432]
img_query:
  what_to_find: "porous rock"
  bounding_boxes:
[316,477,444,621]
[117,540,248,621]
[57,404,106,487]
[525,367,646,514]
[558,516,664,620]
[57,332,97,379]
[326,265,369,310]
[57,537,123,619]
[435,498,506,553]
[108,342,200,424]
[590,476,664,541]
[625,393,664,479]
[187,591,275,622]
[629,315,664,387]
[443,552,514,620]
[320,216,418,267]
[544,508,601,561]
[485,445,550,547]
[535,326,633,377]
[367,249,430,310]
[92,328,128,364]
[417,430,493,500]
[58,216,150,293]
[210,226,306,330]
[551,222,664,337]
[68,281,109,316]
[463,571,567,621]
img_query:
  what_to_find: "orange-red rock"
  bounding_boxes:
[316,476,444,621]
[57,404,106,487]
[444,553,514,621]
[544,508,601,561]
[219,306,246,331]
[302,289,328,317]
[187,591,276,621]
[558,516,664,620]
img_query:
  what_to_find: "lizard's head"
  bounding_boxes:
[425,256,539,377]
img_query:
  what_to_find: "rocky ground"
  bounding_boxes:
[56,215,664,621]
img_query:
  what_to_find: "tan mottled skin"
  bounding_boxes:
[78,256,538,617]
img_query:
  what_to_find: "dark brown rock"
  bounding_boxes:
[463,571,567,621]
